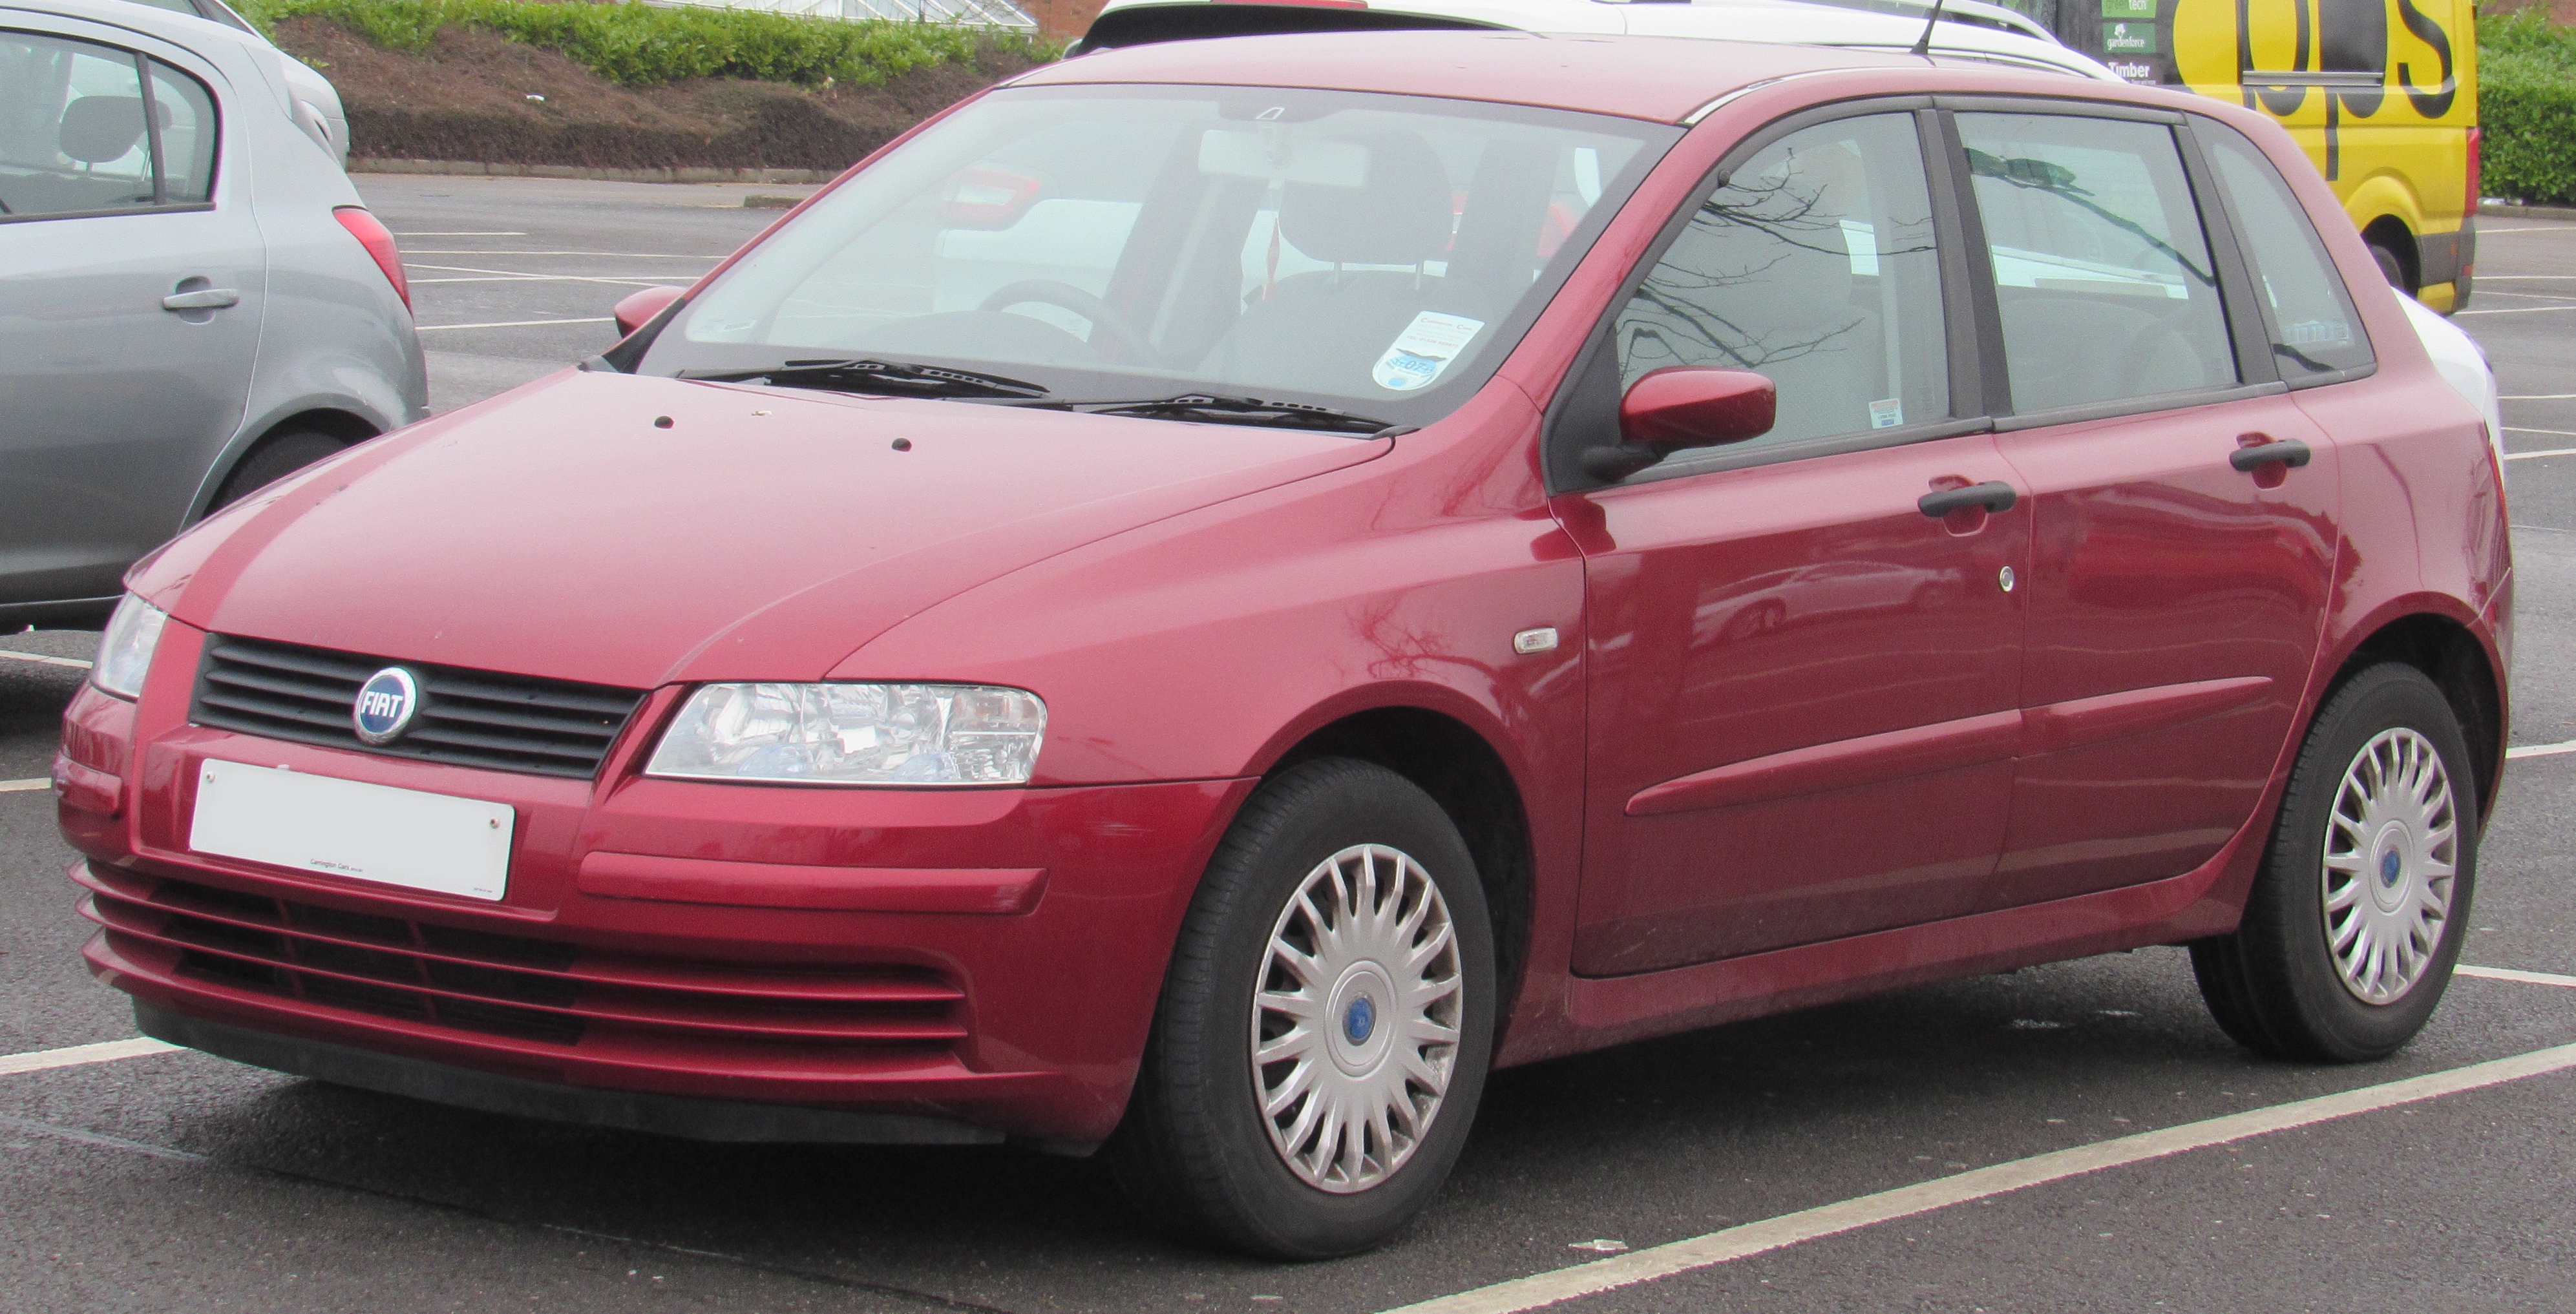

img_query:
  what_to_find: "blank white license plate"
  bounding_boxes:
[189,760,514,901]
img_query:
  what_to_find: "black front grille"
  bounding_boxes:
[191,635,646,779]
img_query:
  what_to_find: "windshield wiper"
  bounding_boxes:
[683,358,1050,400]
[1048,393,1400,435]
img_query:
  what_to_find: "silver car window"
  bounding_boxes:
[0,30,219,219]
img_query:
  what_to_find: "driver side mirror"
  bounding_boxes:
[613,284,685,338]
[1581,366,1777,481]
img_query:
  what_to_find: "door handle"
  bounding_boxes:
[2229,438,2312,472]
[161,288,240,311]
[1917,481,2018,518]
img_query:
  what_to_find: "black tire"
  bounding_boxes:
[211,428,350,510]
[2369,242,2413,294]
[1109,758,1497,1258]
[2191,663,2479,1062]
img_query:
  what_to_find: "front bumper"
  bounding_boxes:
[58,643,1250,1147]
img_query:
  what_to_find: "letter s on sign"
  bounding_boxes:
[2394,0,2456,119]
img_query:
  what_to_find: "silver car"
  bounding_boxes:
[0,0,425,627]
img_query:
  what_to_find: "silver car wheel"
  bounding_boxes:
[1251,842,1463,1194]
[2321,727,2459,1005]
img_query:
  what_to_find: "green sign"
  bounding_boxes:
[2102,20,2160,53]
[2102,0,2157,18]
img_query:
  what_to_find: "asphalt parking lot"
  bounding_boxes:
[1,182,2572,1313]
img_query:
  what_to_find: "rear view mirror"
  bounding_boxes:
[1583,367,1777,481]
[940,167,1044,229]
[613,284,685,337]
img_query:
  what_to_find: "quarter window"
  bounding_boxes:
[2198,122,2373,378]
[0,32,220,219]
[1958,112,2237,414]
[1613,113,1949,449]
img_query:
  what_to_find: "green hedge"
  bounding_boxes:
[237,0,1057,87]
[2481,11,2576,206]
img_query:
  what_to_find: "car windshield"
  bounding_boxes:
[639,85,1676,430]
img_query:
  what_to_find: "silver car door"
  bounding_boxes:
[0,23,264,612]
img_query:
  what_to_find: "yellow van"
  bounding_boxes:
[2022,0,2479,310]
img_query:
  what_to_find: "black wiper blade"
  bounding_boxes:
[683,358,1050,400]
[1059,393,1399,435]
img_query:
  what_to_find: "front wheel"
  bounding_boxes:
[2192,663,2478,1061]
[1110,758,1496,1258]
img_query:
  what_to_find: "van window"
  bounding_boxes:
[2198,121,2373,378]
[1959,112,2238,414]
[1612,113,1948,449]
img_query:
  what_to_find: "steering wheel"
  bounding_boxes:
[976,279,1154,363]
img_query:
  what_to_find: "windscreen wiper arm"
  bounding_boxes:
[683,359,1051,400]
[1048,393,1402,435]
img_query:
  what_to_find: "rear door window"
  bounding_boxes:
[1612,112,1950,451]
[2196,121,2374,379]
[0,30,220,219]
[1958,112,2239,414]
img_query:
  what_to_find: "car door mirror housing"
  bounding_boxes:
[613,285,686,338]
[1584,367,1777,481]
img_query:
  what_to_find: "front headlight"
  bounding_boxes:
[90,594,168,701]
[644,683,1046,786]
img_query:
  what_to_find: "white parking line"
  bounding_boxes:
[0,649,90,669]
[399,250,724,258]
[415,318,617,332]
[1388,1039,2576,1314]
[2507,739,2576,760]
[2474,290,2576,301]
[2502,393,2576,400]
[2456,306,2576,316]
[2458,965,2576,988]
[0,778,50,793]
[403,262,686,289]
[2503,446,2576,459]
[392,231,527,237]
[0,1038,178,1077]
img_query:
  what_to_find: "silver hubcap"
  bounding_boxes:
[1252,843,1463,1193]
[2321,728,2458,1005]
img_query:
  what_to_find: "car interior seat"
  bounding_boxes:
[1198,130,1485,398]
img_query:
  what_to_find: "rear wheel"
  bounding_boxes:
[211,428,349,510]
[1110,758,1495,1258]
[2191,663,2478,1061]
[2368,241,2413,295]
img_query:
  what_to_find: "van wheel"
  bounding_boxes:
[2368,242,2412,294]
[211,428,349,510]
[1109,758,1495,1258]
[2191,663,2478,1062]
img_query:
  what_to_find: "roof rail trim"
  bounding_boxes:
[1681,68,1849,123]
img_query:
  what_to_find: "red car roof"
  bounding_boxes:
[1009,29,1958,123]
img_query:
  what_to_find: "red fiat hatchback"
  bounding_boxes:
[59,30,2509,1257]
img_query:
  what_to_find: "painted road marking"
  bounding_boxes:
[1385,1039,2576,1314]
[0,778,50,793]
[405,262,686,288]
[2503,444,2576,459]
[0,649,90,669]
[392,231,527,236]
[399,250,724,258]
[2457,306,2576,316]
[2458,965,2576,988]
[2502,393,2576,399]
[415,318,617,332]
[0,1038,179,1078]
[2507,739,2576,760]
